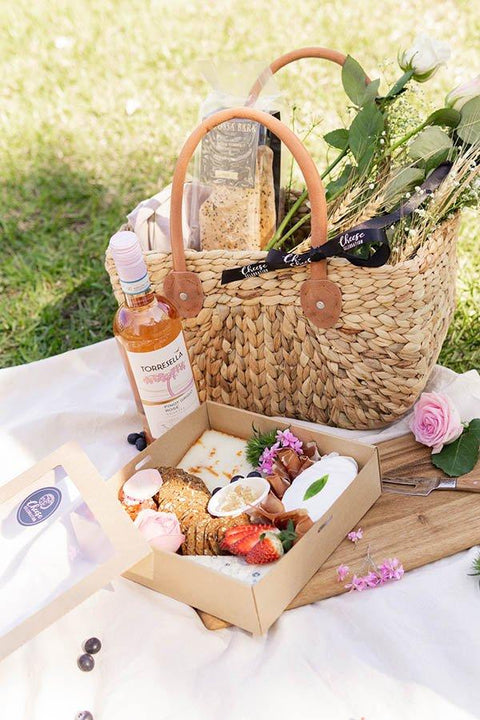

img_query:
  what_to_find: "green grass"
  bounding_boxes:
[0,0,478,370]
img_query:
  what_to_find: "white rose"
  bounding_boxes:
[399,34,451,82]
[445,75,480,110]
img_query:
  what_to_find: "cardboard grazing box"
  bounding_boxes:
[107,402,381,635]
[0,402,381,660]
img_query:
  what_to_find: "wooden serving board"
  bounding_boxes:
[198,433,480,631]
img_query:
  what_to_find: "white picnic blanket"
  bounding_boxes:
[1,338,480,720]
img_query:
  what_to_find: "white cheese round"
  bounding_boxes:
[282,456,358,522]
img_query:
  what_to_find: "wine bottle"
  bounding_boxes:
[109,231,199,441]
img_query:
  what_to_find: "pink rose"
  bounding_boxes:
[134,510,185,552]
[409,392,463,453]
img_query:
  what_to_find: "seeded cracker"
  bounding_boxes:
[152,465,251,555]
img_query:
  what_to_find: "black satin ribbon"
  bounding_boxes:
[221,162,452,285]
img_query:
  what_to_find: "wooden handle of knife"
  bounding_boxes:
[455,476,480,492]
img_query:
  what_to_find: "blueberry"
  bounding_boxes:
[139,431,146,439]
[76,713,94,720]
[127,432,140,445]
[83,637,101,654]
[211,487,222,495]
[77,653,95,672]
[135,437,147,451]
[247,470,262,478]
[230,475,244,483]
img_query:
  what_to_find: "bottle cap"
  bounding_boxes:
[109,231,150,294]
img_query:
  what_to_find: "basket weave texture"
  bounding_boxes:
[106,214,458,430]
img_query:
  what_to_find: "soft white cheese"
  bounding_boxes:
[177,430,253,493]
[282,455,358,522]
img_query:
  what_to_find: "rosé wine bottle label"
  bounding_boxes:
[125,333,199,438]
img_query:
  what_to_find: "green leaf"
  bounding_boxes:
[431,424,480,477]
[425,108,462,129]
[348,101,384,163]
[409,126,453,171]
[457,96,480,145]
[357,146,375,176]
[303,474,329,501]
[385,69,414,99]
[349,241,382,260]
[383,167,425,209]
[324,128,349,150]
[360,78,380,106]
[246,425,278,467]
[325,164,356,200]
[342,55,370,107]
[470,550,480,576]
[467,418,480,441]
[279,520,297,552]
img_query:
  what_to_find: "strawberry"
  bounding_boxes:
[230,527,276,555]
[221,526,255,551]
[245,521,297,565]
[245,532,284,564]
[221,524,275,554]
[223,524,256,541]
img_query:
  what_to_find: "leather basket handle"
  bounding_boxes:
[164,106,342,329]
[248,46,351,104]
[248,46,371,104]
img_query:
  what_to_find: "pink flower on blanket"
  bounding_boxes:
[345,559,405,592]
[336,564,350,582]
[347,528,363,543]
[345,575,368,592]
[378,558,405,582]
[340,527,405,592]
[409,391,463,453]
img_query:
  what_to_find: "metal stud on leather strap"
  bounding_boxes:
[163,271,203,318]
[300,279,342,329]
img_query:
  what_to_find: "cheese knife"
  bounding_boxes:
[382,475,480,496]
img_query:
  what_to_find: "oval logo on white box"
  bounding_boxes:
[17,487,62,526]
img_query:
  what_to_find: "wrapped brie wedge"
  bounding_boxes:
[282,454,358,522]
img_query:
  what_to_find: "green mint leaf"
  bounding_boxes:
[431,425,480,477]
[303,474,329,501]
[323,128,349,150]
[341,55,370,107]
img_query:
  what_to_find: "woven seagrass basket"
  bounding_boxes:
[106,100,458,430]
